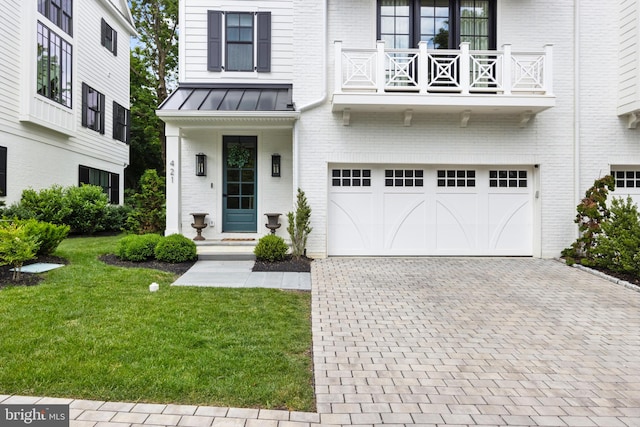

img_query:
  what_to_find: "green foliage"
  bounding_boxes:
[126,169,166,234]
[116,233,163,262]
[154,234,197,263]
[100,204,133,233]
[18,185,71,224]
[0,223,39,279]
[19,219,69,256]
[254,234,289,262]
[592,197,640,275]
[287,189,312,258]
[64,185,109,234]
[563,175,615,262]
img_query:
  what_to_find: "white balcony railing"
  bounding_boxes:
[335,41,553,96]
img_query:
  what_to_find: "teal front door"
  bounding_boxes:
[223,136,257,232]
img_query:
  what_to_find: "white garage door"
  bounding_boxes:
[328,165,534,256]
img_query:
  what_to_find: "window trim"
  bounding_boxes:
[101,18,117,56]
[37,21,73,108]
[81,83,105,134]
[79,165,120,204]
[112,102,130,144]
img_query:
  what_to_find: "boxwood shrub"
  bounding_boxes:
[254,234,289,262]
[154,234,197,263]
[116,233,163,262]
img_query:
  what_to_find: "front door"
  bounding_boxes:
[223,136,257,232]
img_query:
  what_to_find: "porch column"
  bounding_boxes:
[165,123,182,236]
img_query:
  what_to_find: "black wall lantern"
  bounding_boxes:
[195,153,207,176]
[271,153,281,177]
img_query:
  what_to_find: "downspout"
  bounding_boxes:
[573,0,581,238]
[293,0,328,191]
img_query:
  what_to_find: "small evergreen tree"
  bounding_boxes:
[287,188,312,258]
[126,169,166,234]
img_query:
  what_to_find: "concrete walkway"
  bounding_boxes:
[171,260,311,290]
[3,258,640,427]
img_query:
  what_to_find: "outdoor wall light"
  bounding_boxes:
[271,153,281,177]
[196,153,207,176]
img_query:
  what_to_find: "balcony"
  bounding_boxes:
[332,41,555,126]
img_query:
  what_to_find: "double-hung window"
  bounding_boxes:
[101,18,117,55]
[207,11,271,72]
[112,102,130,144]
[79,165,119,204]
[81,83,105,134]
[38,0,73,36]
[37,22,73,107]
[378,0,495,50]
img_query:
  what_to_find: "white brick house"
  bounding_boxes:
[159,0,640,258]
[0,0,135,205]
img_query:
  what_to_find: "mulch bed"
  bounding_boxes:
[252,255,313,272]
[580,264,640,288]
[99,254,196,275]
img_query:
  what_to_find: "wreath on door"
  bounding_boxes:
[227,144,251,168]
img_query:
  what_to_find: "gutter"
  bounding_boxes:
[573,0,581,238]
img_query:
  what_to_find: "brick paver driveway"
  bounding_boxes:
[311,258,640,427]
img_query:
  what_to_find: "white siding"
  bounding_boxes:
[618,0,640,115]
[181,0,294,84]
[0,0,133,204]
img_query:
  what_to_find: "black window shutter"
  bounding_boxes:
[124,108,130,144]
[79,165,89,185]
[113,29,117,56]
[99,93,105,134]
[207,11,222,71]
[112,101,117,139]
[256,12,271,72]
[110,173,120,204]
[0,146,7,197]
[101,18,106,47]
[81,83,88,127]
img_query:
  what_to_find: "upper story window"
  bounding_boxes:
[112,102,130,144]
[81,83,105,134]
[207,10,271,73]
[37,21,73,108]
[378,0,495,50]
[38,0,73,36]
[101,18,117,55]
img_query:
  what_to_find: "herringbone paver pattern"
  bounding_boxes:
[312,258,640,426]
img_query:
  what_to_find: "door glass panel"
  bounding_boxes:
[242,183,254,195]
[228,197,240,209]
[227,183,240,196]
[242,170,255,181]
[421,0,450,49]
[241,197,254,209]
[227,170,240,181]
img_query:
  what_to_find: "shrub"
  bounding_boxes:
[116,233,163,262]
[592,196,640,275]
[287,188,312,258]
[254,234,289,262]
[19,185,71,224]
[0,202,36,221]
[19,219,69,256]
[64,185,109,234]
[99,204,133,233]
[154,234,197,263]
[126,169,166,234]
[0,223,40,279]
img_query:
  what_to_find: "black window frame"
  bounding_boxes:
[37,21,73,108]
[112,102,130,144]
[78,165,120,204]
[0,146,7,198]
[38,0,73,36]
[377,0,496,50]
[101,18,117,56]
[81,83,105,134]
[208,10,271,73]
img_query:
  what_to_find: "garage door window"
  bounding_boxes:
[385,169,424,187]
[332,169,371,187]
[612,170,640,188]
[490,170,527,188]
[437,170,476,187]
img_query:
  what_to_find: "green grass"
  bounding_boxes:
[0,236,314,411]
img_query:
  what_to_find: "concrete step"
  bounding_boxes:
[195,240,257,261]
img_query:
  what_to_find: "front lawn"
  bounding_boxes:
[0,236,314,411]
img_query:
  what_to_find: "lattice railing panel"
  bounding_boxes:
[511,54,545,91]
[342,51,378,89]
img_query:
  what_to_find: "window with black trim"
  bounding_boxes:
[79,165,119,204]
[207,10,271,72]
[37,22,73,108]
[489,170,527,188]
[101,18,117,55]
[612,170,640,188]
[385,169,424,187]
[331,169,371,187]
[38,0,73,36]
[437,170,475,187]
[0,146,6,198]
[112,102,130,143]
[81,83,105,134]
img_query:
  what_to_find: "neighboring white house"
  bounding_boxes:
[0,0,135,205]
[159,0,640,258]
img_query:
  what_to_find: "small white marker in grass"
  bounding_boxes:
[149,282,159,292]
